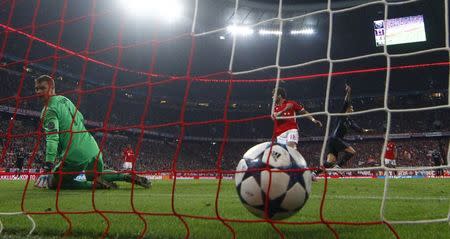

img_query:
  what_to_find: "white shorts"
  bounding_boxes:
[122,162,133,170]
[384,158,396,166]
[276,129,299,145]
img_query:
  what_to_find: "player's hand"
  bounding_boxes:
[34,162,53,189]
[363,129,374,133]
[312,119,323,127]
[345,83,351,94]
[42,161,53,172]
[34,175,49,188]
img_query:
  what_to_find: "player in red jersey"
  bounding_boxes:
[384,140,397,176]
[272,88,322,181]
[272,87,323,149]
[122,144,135,170]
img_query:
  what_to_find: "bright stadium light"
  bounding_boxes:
[258,29,282,36]
[227,25,254,36]
[290,28,316,35]
[119,0,182,21]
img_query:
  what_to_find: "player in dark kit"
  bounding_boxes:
[317,83,373,174]
[431,141,445,176]
[14,147,26,177]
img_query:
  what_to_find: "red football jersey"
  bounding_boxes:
[385,141,395,160]
[123,148,135,163]
[274,100,304,137]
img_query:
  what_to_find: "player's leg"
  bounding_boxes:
[392,160,398,176]
[284,130,319,182]
[336,143,356,167]
[312,138,338,177]
[48,162,98,190]
[284,129,299,149]
[385,159,397,176]
[323,137,340,168]
[15,158,23,178]
[86,154,151,189]
[84,155,121,188]
[324,153,337,168]
[276,131,288,146]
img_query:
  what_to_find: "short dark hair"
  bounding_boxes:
[274,87,286,99]
[35,75,54,86]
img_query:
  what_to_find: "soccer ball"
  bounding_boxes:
[235,142,312,220]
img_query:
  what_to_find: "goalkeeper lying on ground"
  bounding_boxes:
[34,75,150,189]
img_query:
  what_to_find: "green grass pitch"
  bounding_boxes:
[0,178,449,238]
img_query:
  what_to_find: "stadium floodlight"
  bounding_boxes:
[290,28,315,35]
[258,29,282,36]
[119,0,182,21]
[227,25,254,36]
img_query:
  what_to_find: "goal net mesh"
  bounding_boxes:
[0,0,449,238]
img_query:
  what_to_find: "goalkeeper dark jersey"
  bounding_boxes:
[40,95,100,164]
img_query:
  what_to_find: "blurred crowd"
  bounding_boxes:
[0,65,449,175]
[1,113,447,174]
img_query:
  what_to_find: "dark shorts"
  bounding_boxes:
[327,136,350,156]
[16,158,24,169]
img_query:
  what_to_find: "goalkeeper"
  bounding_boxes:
[34,75,150,189]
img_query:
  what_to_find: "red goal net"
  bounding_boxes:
[0,0,449,238]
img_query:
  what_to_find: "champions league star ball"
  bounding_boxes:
[235,142,312,220]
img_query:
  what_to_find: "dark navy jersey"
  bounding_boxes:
[331,116,364,138]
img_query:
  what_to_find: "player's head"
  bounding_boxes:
[34,75,55,102]
[272,87,286,104]
[343,101,354,113]
[346,104,354,113]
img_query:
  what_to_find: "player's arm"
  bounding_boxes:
[348,118,373,133]
[344,83,351,103]
[34,109,59,188]
[298,109,322,127]
[341,82,352,113]
[42,109,59,168]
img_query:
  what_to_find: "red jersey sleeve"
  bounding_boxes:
[291,101,304,111]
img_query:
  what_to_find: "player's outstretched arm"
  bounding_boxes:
[348,117,373,133]
[42,109,60,164]
[299,109,323,127]
[35,109,59,188]
[344,82,352,102]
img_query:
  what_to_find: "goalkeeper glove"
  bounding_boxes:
[34,175,49,188]
[42,161,54,172]
[34,162,53,189]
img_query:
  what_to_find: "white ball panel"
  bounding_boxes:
[261,145,291,168]
[286,146,307,167]
[240,176,264,206]
[260,169,290,200]
[243,142,270,159]
[280,183,306,211]
[302,170,312,194]
[235,159,248,186]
